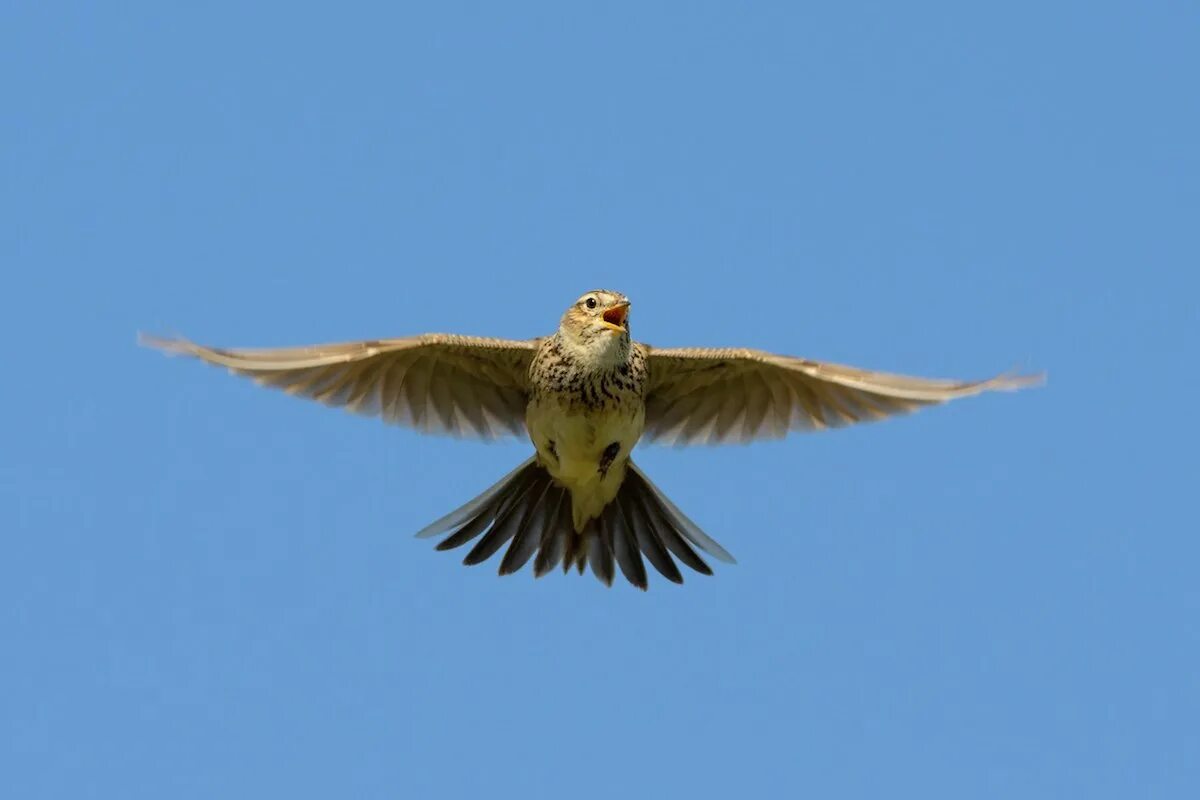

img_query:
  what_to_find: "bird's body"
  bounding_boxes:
[144,288,1040,589]
[526,376,644,530]
[526,304,648,532]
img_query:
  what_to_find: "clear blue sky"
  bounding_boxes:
[4,2,1197,798]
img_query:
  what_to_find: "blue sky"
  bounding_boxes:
[3,2,1197,798]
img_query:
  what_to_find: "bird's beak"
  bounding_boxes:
[601,302,629,332]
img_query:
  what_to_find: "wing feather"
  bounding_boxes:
[142,333,540,440]
[644,346,1040,446]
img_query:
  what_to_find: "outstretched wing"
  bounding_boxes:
[643,346,1041,446]
[143,333,541,439]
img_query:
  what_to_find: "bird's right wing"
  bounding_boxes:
[142,333,541,439]
[643,346,1041,445]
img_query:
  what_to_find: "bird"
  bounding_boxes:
[143,288,1040,590]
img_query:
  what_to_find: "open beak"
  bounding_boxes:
[601,302,630,332]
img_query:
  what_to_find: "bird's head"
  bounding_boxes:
[558,289,632,365]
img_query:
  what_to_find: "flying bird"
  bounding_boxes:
[143,289,1039,589]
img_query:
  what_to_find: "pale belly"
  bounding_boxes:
[525,396,646,531]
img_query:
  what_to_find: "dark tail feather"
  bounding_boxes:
[500,484,563,575]
[577,460,732,587]
[563,529,586,576]
[587,518,615,586]
[416,457,545,564]
[604,499,648,590]
[463,476,547,565]
[652,514,713,575]
[416,457,733,588]
[418,458,581,580]
[533,495,571,577]
[433,465,537,552]
[415,457,536,540]
[623,489,682,584]
[621,471,711,576]
[615,462,740,582]
[627,463,736,565]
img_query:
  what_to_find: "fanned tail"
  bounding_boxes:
[416,457,734,589]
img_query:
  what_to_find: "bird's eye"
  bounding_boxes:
[585,297,597,309]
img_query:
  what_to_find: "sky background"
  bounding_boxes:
[3,2,1198,798]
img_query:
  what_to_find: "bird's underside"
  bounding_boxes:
[143,289,1040,589]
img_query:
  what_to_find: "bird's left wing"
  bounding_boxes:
[142,333,541,439]
[642,346,1041,445]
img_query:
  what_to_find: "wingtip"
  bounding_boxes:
[138,331,193,355]
[990,369,1047,392]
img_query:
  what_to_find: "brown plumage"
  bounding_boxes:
[143,288,1041,589]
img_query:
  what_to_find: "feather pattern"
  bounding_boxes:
[416,457,726,588]
[643,346,1042,445]
[606,499,648,590]
[588,519,616,587]
[463,475,544,565]
[624,490,683,584]
[533,496,571,577]
[141,333,539,440]
[501,485,563,575]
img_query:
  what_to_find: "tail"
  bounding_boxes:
[415,458,735,589]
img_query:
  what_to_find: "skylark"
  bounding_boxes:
[144,289,1039,589]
